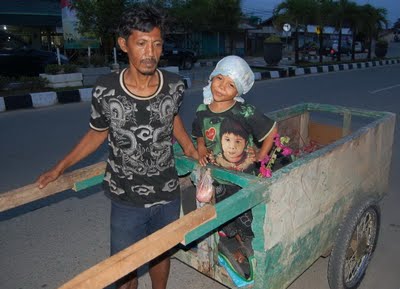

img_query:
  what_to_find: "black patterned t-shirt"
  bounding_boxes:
[192,102,276,173]
[90,69,184,208]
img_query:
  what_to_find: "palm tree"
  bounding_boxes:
[344,2,362,61]
[359,4,387,59]
[330,0,357,61]
[273,0,316,64]
[315,0,334,63]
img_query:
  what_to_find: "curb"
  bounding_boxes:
[0,77,193,113]
[1,59,399,113]
[253,58,400,81]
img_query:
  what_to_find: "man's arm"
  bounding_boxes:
[37,128,108,188]
[173,115,198,160]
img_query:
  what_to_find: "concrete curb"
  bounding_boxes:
[253,58,400,80]
[0,76,193,113]
[1,59,399,113]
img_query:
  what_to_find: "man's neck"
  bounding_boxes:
[124,67,160,97]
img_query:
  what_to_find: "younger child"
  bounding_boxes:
[192,55,277,278]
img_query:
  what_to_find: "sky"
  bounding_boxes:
[241,0,399,27]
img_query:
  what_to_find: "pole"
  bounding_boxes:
[56,47,61,65]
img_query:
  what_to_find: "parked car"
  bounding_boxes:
[354,41,363,52]
[0,31,69,77]
[322,40,351,58]
[160,42,197,70]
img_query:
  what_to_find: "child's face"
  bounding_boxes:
[211,74,238,103]
[221,132,246,163]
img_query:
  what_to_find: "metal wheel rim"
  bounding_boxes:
[344,208,378,287]
[183,59,192,69]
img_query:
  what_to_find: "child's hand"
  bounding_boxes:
[198,147,213,166]
[246,146,258,162]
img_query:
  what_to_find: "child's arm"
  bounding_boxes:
[197,137,211,166]
[256,125,278,161]
[173,115,199,160]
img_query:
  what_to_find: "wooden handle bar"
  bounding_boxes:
[58,204,216,289]
[0,162,106,212]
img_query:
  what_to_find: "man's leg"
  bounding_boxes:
[148,253,171,289]
[110,201,149,289]
[147,198,181,289]
[115,272,138,289]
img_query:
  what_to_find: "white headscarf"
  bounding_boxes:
[203,55,255,104]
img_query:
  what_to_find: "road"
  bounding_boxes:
[0,64,399,289]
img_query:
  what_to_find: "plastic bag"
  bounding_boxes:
[196,167,214,203]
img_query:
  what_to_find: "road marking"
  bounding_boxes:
[369,84,400,94]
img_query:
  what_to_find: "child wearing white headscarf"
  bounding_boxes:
[191,55,278,279]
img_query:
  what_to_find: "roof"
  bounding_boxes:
[0,0,61,26]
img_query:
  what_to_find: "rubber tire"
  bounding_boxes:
[327,198,380,289]
[180,57,193,70]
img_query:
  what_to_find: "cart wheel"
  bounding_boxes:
[327,198,380,289]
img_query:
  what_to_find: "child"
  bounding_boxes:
[192,55,277,278]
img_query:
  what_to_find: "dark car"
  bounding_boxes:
[160,42,197,70]
[0,31,69,77]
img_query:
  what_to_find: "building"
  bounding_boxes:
[0,0,63,51]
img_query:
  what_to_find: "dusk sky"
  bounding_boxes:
[241,0,399,27]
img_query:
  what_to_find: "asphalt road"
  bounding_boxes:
[0,64,399,289]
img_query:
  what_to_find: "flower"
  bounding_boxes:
[259,134,292,178]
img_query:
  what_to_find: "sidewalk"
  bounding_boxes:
[1,56,399,113]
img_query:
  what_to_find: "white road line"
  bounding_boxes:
[369,84,400,94]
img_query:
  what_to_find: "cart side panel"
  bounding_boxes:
[253,114,395,289]
[277,113,310,150]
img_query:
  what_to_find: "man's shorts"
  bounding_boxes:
[110,198,181,255]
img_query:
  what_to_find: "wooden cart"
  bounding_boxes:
[0,103,395,289]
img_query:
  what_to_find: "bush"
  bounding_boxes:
[0,76,48,94]
[20,76,49,91]
[72,54,108,67]
[375,39,388,49]
[63,64,79,73]
[44,64,79,74]
[0,76,13,90]
[264,35,282,43]
[44,64,61,74]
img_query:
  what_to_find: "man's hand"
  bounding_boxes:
[37,168,62,189]
[36,128,108,189]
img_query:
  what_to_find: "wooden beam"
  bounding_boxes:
[0,162,106,212]
[58,204,216,289]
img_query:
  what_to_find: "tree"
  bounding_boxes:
[359,4,387,59]
[169,0,242,54]
[393,18,400,30]
[273,0,317,64]
[329,0,358,61]
[315,0,334,63]
[342,2,361,61]
[72,0,129,59]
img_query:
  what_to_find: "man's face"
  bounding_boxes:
[118,27,163,75]
[221,132,246,163]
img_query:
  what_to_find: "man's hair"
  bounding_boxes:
[117,5,165,39]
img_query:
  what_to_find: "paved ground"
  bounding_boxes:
[0,42,399,289]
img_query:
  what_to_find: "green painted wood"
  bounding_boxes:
[73,174,104,192]
[342,110,352,136]
[176,104,395,289]
[183,180,271,244]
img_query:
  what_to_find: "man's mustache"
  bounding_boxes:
[141,58,157,64]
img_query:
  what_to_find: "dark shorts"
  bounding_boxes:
[110,198,181,255]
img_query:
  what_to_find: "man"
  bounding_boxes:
[37,5,198,289]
